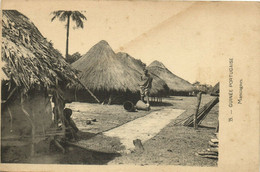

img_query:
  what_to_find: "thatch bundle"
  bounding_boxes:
[72,40,168,99]
[2,10,79,95]
[147,60,195,95]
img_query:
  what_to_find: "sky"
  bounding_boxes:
[4,1,259,85]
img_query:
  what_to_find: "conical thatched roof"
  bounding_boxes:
[115,52,169,96]
[1,10,79,94]
[148,60,166,69]
[210,82,219,96]
[72,40,168,96]
[147,60,195,93]
[116,52,146,72]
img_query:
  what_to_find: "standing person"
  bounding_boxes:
[139,68,153,105]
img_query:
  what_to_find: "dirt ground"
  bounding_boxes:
[1,94,218,166]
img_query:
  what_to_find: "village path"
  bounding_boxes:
[103,108,185,152]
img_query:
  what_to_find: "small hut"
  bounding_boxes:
[1,10,80,157]
[147,60,195,96]
[210,82,220,96]
[72,40,169,104]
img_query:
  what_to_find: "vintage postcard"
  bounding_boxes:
[0,0,259,172]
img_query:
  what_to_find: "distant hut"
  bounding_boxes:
[1,10,80,156]
[72,40,169,104]
[147,60,195,96]
[210,82,220,96]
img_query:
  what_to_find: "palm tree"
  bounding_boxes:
[51,11,87,59]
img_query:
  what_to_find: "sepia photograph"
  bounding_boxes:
[0,1,259,171]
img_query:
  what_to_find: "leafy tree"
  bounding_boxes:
[66,52,82,64]
[192,81,200,86]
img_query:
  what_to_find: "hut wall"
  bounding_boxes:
[1,91,52,141]
[169,90,193,96]
[66,88,140,105]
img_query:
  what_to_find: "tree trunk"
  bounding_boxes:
[31,121,35,156]
[74,89,77,101]
[65,14,71,59]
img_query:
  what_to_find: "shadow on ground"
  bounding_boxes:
[198,125,217,130]
[16,145,122,164]
[77,131,97,140]
[1,130,122,164]
[150,102,173,107]
[2,143,121,164]
[58,146,121,164]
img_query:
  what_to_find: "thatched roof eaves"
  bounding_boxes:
[2,10,79,94]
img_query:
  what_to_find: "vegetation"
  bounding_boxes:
[66,52,82,64]
[192,81,213,94]
[51,11,87,59]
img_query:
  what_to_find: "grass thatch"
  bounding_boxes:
[116,52,169,96]
[72,40,169,96]
[1,10,79,95]
[147,60,195,93]
[210,82,219,96]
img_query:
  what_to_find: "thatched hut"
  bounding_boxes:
[72,40,169,104]
[147,60,195,96]
[1,10,80,157]
[210,82,220,96]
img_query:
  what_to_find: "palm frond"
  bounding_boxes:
[71,11,87,28]
[71,15,83,28]
[59,11,71,22]
[51,10,86,29]
[74,11,87,20]
[50,10,65,22]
